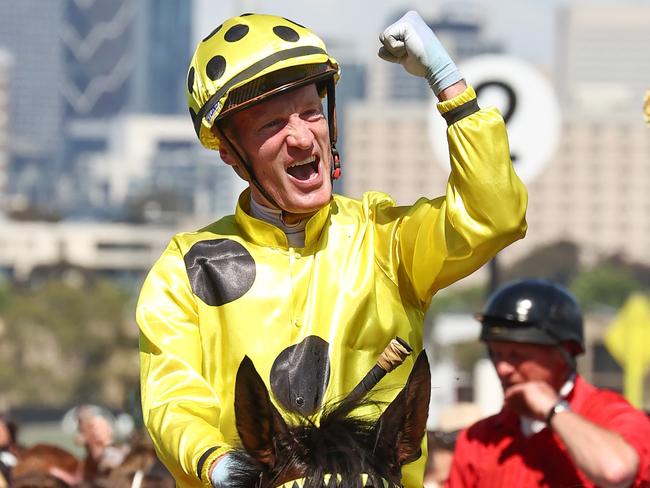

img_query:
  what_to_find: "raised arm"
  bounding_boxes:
[376,11,527,304]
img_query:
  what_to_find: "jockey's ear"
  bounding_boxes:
[374,351,430,467]
[235,356,289,470]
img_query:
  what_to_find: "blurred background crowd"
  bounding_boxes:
[0,407,173,487]
[0,0,649,486]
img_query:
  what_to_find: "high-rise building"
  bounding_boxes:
[344,100,444,205]
[61,0,135,120]
[516,114,650,266]
[0,0,64,197]
[142,0,192,115]
[61,0,191,119]
[557,4,650,115]
[59,0,192,212]
[0,1,193,214]
[77,113,244,224]
[0,50,11,214]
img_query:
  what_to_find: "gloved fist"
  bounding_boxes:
[378,10,462,95]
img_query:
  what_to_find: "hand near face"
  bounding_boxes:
[503,381,559,421]
[77,411,114,460]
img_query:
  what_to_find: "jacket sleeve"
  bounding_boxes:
[137,237,228,487]
[375,85,528,307]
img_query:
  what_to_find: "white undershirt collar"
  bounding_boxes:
[250,195,306,248]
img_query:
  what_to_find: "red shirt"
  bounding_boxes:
[445,375,650,487]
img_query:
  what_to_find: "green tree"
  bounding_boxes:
[0,277,139,409]
[570,265,644,310]
[428,283,487,317]
[0,280,8,313]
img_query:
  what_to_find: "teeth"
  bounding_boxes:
[288,156,316,168]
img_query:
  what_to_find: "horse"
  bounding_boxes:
[228,349,431,488]
[12,444,82,487]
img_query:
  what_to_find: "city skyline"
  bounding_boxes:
[0,0,649,268]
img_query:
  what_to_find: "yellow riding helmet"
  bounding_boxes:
[187,13,340,151]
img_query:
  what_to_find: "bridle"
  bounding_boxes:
[271,473,400,488]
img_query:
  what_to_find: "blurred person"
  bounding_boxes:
[0,414,18,487]
[12,443,82,487]
[76,406,129,481]
[98,432,174,488]
[424,403,482,487]
[137,10,527,488]
[446,279,650,488]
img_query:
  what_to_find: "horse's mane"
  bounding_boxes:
[231,351,430,488]
[229,396,401,488]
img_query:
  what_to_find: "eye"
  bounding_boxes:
[259,118,285,132]
[301,107,323,120]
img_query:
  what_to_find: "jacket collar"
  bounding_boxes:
[234,189,332,250]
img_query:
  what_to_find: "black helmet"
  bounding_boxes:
[477,279,584,354]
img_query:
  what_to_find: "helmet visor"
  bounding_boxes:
[478,316,559,346]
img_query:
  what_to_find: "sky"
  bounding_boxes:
[193,0,567,70]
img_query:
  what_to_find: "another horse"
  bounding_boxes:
[229,350,431,488]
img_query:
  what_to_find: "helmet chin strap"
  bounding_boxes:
[326,77,341,181]
[214,125,283,212]
[555,343,577,390]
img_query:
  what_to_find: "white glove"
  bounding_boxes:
[378,10,462,95]
[210,453,240,487]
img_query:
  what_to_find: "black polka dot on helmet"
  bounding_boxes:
[187,66,195,94]
[206,55,226,81]
[273,25,300,42]
[224,24,249,42]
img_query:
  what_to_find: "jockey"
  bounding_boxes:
[137,11,527,488]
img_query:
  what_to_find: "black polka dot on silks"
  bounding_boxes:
[206,55,226,81]
[187,67,195,94]
[240,13,254,16]
[273,25,300,42]
[184,239,256,307]
[224,24,249,42]
[270,336,331,416]
[202,23,222,42]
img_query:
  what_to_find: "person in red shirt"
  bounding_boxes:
[446,279,650,488]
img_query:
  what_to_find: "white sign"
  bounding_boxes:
[429,55,561,184]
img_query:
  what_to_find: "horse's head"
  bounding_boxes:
[231,351,431,488]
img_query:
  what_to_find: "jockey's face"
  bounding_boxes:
[219,84,333,223]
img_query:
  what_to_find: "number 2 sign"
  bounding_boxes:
[429,55,561,184]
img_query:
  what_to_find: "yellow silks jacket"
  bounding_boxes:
[137,86,528,488]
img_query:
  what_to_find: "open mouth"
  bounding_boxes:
[286,155,320,181]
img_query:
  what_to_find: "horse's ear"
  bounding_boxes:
[235,356,289,470]
[374,351,430,466]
